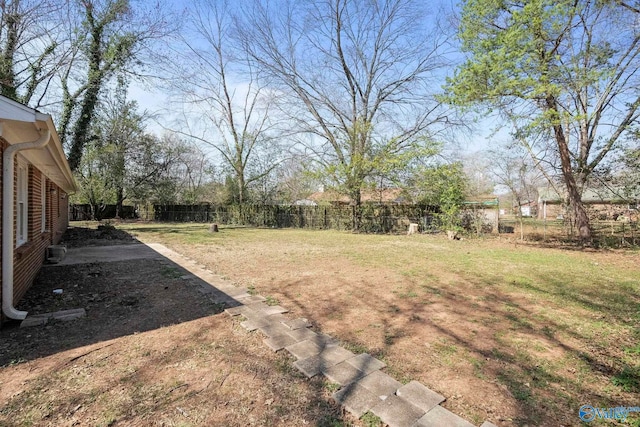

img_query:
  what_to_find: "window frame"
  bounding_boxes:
[16,159,29,247]
[41,172,47,232]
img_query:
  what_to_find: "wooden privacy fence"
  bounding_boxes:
[70,204,137,221]
[70,203,638,245]
[137,204,439,233]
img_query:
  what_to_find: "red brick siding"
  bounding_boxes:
[12,165,49,304]
[1,138,70,321]
[0,139,4,313]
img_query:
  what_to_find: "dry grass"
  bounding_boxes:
[117,221,640,427]
[1,316,350,427]
[0,225,356,427]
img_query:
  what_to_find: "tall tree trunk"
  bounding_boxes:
[552,120,591,242]
[67,3,107,172]
[237,172,246,204]
[68,78,102,171]
[0,5,19,100]
[115,189,124,219]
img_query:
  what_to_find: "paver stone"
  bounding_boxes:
[282,318,311,330]
[294,346,355,378]
[285,340,324,360]
[322,361,367,385]
[285,327,317,342]
[396,381,445,413]
[345,353,386,375]
[370,394,425,427]
[258,322,294,338]
[332,383,382,418]
[237,295,266,304]
[413,405,476,427]
[355,370,402,399]
[264,334,299,351]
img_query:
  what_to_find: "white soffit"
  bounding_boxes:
[0,96,77,194]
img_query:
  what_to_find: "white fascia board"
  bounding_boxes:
[0,98,77,194]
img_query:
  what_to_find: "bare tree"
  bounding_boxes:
[489,146,543,240]
[152,136,215,204]
[239,0,452,228]
[0,0,70,105]
[275,154,320,204]
[59,0,176,171]
[172,0,281,204]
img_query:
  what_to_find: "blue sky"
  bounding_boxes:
[128,0,503,156]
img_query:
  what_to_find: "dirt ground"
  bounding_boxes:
[3,222,638,427]
[0,227,355,426]
[118,223,639,427]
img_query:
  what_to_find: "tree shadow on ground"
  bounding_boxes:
[0,227,353,426]
[270,271,640,427]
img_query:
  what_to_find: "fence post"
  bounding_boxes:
[298,206,303,228]
[324,207,328,229]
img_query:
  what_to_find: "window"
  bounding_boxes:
[41,173,47,232]
[16,161,28,246]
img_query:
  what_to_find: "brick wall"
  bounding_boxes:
[1,138,70,321]
[0,140,4,313]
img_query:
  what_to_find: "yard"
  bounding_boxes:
[118,222,640,426]
[1,222,639,426]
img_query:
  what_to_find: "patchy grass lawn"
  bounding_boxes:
[116,221,640,427]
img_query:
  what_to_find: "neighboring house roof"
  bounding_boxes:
[307,188,408,204]
[0,95,77,194]
[293,199,318,206]
[538,186,640,204]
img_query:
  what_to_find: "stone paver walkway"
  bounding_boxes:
[146,243,499,427]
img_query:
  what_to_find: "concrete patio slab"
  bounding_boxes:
[54,244,159,266]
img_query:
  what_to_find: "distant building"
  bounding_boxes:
[538,186,639,220]
[462,195,500,233]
